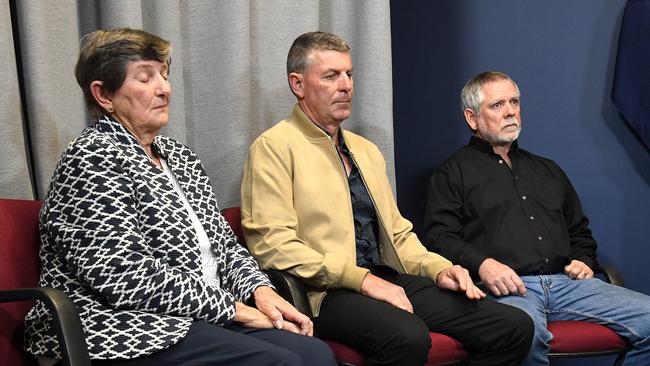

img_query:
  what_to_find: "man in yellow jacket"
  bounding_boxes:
[241,31,533,366]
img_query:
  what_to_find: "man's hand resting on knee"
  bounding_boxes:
[478,258,527,297]
[437,265,486,300]
[360,273,414,313]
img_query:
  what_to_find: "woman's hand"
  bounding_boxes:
[233,301,275,329]
[253,286,313,336]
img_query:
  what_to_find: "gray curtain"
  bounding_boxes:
[0,0,394,209]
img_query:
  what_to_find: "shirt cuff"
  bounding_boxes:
[466,253,489,279]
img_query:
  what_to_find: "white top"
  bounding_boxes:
[160,158,219,287]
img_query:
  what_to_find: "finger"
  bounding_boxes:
[465,285,475,299]
[476,286,487,299]
[450,266,470,292]
[294,314,313,335]
[563,262,577,275]
[405,301,414,313]
[401,299,414,313]
[503,278,520,295]
[455,270,469,292]
[301,319,313,336]
[282,321,301,334]
[262,306,284,329]
[466,284,481,300]
[496,281,510,296]
[396,295,414,313]
[566,267,580,279]
[574,268,585,279]
[513,277,527,296]
[462,277,480,299]
[489,284,502,297]
[276,302,306,323]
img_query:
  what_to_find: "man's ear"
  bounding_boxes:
[90,81,113,112]
[464,108,478,131]
[288,72,304,98]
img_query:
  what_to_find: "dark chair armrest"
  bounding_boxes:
[599,266,624,287]
[0,287,91,366]
[264,269,313,318]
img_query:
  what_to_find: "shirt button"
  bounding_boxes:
[530,216,534,220]
[498,159,504,164]
[538,235,543,241]
[515,176,519,180]
[522,195,527,200]
[545,258,549,263]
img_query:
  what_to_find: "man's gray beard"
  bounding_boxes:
[479,117,520,145]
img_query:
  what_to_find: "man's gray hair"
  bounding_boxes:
[461,71,520,115]
[286,31,350,76]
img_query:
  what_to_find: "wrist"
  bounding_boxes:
[435,266,450,283]
[253,285,274,299]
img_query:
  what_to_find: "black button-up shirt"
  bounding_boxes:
[338,135,381,268]
[423,136,599,279]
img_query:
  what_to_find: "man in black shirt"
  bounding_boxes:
[423,71,650,366]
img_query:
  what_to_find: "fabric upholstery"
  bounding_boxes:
[325,334,468,366]
[0,198,42,366]
[549,320,628,354]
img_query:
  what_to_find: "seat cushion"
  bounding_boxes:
[325,331,468,366]
[221,207,245,245]
[0,199,42,366]
[549,320,628,354]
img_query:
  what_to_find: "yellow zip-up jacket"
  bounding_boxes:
[241,105,453,316]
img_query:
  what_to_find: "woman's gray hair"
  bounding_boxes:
[461,71,520,115]
[75,28,171,120]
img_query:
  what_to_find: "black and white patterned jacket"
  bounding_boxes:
[24,116,272,360]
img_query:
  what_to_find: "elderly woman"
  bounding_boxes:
[24,28,335,366]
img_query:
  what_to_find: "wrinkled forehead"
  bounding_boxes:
[306,49,352,69]
[479,79,520,104]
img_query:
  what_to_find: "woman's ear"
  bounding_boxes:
[90,81,114,113]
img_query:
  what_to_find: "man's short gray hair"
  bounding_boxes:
[461,71,520,115]
[286,31,350,76]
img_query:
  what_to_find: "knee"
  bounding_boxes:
[262,347,304,366]
[293,337,336,366]
[378,318,431,363]
[514,306,535,339]
[398,321,431,355]
[501,305,536,350]
[266,335,335,366]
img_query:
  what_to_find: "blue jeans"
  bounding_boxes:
[493,274,650,366]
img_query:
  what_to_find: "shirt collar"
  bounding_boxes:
[468,135,520,156]
[289,104,352,150]
[289,104,331,140]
